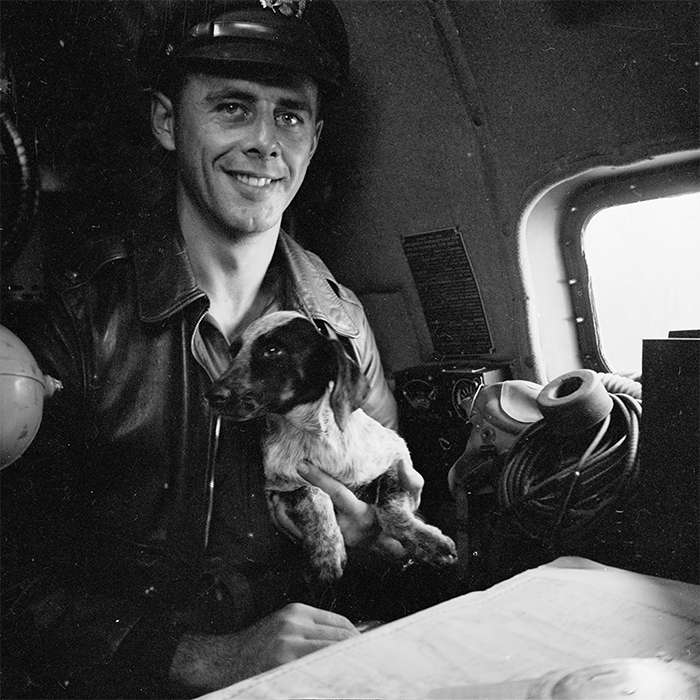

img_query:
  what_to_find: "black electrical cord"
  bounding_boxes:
[497,390,642,545]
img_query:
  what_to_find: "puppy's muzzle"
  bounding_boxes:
[206,384,260,419]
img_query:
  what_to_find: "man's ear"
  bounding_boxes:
[310,119,324,160]
[151,91,176,152]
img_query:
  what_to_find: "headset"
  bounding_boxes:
[448,370,642,547]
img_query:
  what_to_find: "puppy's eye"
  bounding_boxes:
[263,345,285,359]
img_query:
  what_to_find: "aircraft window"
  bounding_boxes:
[583,191,700,375]
[522,155,699,382]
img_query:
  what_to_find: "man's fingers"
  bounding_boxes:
[307,605,360,634]
[298,463,378,546]
[397,458,424,510]
[278,603,360,640]
[266,492,304,540]
[299,462,363,514]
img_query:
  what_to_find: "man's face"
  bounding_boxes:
[154,71,323,239]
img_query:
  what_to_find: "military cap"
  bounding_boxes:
[151,0,349,91]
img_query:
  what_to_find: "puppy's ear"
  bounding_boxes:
[328,340,370,431]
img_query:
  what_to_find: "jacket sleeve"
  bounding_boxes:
[1,294,184,699]
[350,303,399,432]
[323,281,398,432]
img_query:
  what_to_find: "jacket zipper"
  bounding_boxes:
[204,411,222,549]
[191,309,221,550]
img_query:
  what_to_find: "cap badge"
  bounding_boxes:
[260,0,308,19]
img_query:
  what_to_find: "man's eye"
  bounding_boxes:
[218,103,247,119]
[276,113,302,128]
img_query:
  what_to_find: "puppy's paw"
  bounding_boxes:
[311,547,347,583]
[299,487,348,582]
[410,523,458,568]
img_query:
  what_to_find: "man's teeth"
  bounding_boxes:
[235,174,273,187]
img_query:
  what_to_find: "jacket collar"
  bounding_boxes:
[278,233,359,338]
[131,201,206,323]
[131,201,359,338]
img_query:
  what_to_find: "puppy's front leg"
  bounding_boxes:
[275,486,347,582]
[375,461,457,568]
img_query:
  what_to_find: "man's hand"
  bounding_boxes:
[268,460,424,554]
[169,603,359,693]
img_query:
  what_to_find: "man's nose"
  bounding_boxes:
[245,113,280,159]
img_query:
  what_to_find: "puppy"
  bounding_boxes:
[207,310,457,582]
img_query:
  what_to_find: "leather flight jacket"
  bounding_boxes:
[0,199,398,698]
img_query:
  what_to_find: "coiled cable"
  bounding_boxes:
[497,372,642,545]
[598,372,642,401]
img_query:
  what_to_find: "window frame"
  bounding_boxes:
[559,159,700,373]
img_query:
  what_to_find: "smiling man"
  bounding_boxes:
[152,70,325,341]
[0,1,429,698]
[162,73,323,238]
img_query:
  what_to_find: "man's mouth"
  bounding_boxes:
[233,173,280,188]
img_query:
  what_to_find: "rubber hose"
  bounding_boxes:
[598,372,642,401]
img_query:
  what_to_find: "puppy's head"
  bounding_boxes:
[207,311,368,427]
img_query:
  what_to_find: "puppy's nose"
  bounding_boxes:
[207,384,232,408]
